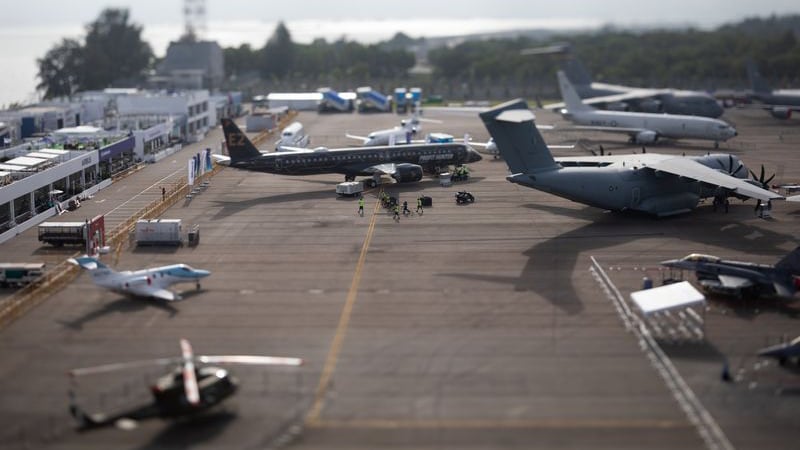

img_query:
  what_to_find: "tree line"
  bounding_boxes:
[35,9,800,101]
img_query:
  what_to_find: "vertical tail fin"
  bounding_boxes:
[746,60,772,94]
[557,71,592,113]
[478,99,559,174]
[221,118,262,163]
[562,57,593,87]
[775,246,800,275]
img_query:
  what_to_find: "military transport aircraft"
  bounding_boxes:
[479,98,783,217]
[523,44,724,118]
[745,61,800,120]
[661,248,800,299]
[69,338,302,429]
[217,118,481,183]
[555,71,737,147]
[68,256,210,301]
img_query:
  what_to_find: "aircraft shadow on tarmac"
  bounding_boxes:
[706,296,800,321]
[210,188,335,220]
[441,203,797,316]
[135,410,237,450]
[59,297,179,329]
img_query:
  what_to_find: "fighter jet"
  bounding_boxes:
[217,118,481,183]
[68,256,210,301]
[660,247,800,299]
[479,98,782,217]
[758,336,800,366]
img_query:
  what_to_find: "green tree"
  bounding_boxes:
[36,38,83,99]
[80,8,152,89]
[261,22,294,79]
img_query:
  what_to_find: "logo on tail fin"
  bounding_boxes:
[220,119,262,163]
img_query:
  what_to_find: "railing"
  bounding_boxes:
[0,164,222,329]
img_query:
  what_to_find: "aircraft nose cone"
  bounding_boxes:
[468,149,483,162]
[195,270,211,278]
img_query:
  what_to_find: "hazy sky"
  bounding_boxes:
[2,0,799,29]
[0,0,798,106]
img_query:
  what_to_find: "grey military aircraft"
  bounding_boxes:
[522,44,724,118]
[479,98,782,217]
[216,119,481,183]
[746,61,800,119]
[661,247,800,299]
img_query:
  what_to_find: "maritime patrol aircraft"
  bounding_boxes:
[479,98,782,217]
[217,118,481,183]
[745,61,800,119]
[661,248,800,299]
[523,44,724,118]
[68,256,210,301]
[556,71,737,147]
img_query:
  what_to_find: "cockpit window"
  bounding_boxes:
[683,253,720,263]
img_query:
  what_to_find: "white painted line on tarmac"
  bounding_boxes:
[590,256,734,450]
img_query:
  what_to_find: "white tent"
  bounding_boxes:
[630,281,706,341]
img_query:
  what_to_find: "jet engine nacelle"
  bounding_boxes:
[121,276,151,289]
[392,164,424,183]
[606,102,629,111]
[770,107,792,120]
[634,130,658,144]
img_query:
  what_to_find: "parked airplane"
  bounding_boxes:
[68,256,210,301]
[746,61,800,119]
[346,114,442,146]
[217,118,481,183]
[479,98,782,217]
[661,248,800,299]
[523,44,724,118]
[275,121,309,151]
[758,336,800,366]
[556,71,737,147]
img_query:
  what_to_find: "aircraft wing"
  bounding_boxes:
[647,157,785,202]
[363,163,397,175]
[345,133,369,143]
[545,89,670,110]
[126,284,180,301]
[717,274,754,289]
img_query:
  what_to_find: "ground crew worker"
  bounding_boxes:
[393,203,400,220]
[416,196,424,215]
[402,200,410,216]
[358,196,365,216]
[162,186,166,201]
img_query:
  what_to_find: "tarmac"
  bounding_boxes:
[0,105,799,449]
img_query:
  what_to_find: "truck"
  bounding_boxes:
[38,215,105,250]
[135,219,182,246]
[336,181,364,197]
[0,263,46,287]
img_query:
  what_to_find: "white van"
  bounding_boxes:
[275,121,310,151]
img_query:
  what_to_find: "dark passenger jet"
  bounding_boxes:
[216,119,481,183]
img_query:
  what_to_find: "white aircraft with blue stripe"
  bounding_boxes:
[68,256,210,301]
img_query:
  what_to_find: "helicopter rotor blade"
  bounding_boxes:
[198,355,303,366]
[70,357,180,377]
[180,339,200,406]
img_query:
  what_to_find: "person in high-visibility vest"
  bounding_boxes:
[416,197,424,214]
[358,196,365,216]
[393,203,400,221]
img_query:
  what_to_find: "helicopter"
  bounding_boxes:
[68,339,303,429]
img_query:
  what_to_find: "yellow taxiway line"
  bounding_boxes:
[305,191,382,425]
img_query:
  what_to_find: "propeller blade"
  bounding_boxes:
[766,174,776,185]
[760,165,765,182]
[180,339,200,406]
[728,155,734,173]
[70,358,180,377]
[733,163,745,177]
[198,355,304,366]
